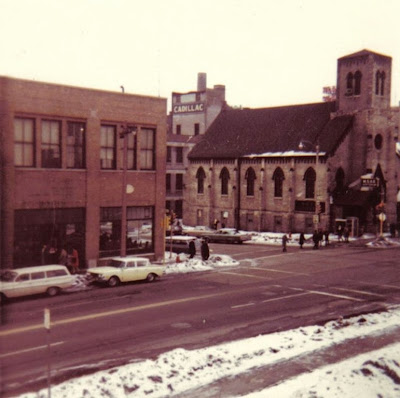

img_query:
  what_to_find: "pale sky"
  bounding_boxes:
[1,0,400,111]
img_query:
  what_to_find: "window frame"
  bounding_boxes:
[14,117,35,167]
[140,128,156,170]
[67,121,86,169]
[41,119,61,168]
[220,167,230,196]
[272,167,284,198]
[100,125,116,169]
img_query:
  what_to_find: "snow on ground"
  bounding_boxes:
[51,230,400,398]
[19,307,400,398]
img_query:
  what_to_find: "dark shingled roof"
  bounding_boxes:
[188,101,353,159]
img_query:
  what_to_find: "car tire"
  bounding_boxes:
[146,273,156,283]
[0,293,7,304]
[108,276,120,287]
[47,286,60,297]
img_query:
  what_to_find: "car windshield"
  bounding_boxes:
[109,260,125,268]
[0,271,17,282]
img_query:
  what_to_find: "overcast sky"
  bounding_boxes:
[1,0,400,111]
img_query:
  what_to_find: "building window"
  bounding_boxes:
[14,117,35,167]
[176,124,181,135]
[374,134,383,150]
[100,125,116,169]
[41,120,61,168]
[354,70,362,95]
[67,122,85,169]
[166,174,171,193]
[120,127,137,170]
[126,206,154,255]
[140,128,155,170]
[167,146,172,163]
[176,174,183,191]
[335,168,345,194]
[196,167,206,194]
[194,123,200,135]
[176,147,183,163]
[304,167,316,198]
[220,167,230,195]
[272,167,284,197]
[245,167,256,196]
[346,72,353,95]
[375,71,385,96]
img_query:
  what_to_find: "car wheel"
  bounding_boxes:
[0,293,7,304]
[108,276,120,287]
[146,273,156,283]
[47,287,60,297]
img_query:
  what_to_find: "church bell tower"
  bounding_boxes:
[336,49,392,113]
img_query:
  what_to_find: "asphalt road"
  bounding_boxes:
[1,242,399,397]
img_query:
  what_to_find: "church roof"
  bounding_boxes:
[188,101,353,160]
[338,49,391,61]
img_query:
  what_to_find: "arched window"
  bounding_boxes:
[335,168,345,193]
[304,167,316,199]
[354,71,362,95]
[196,167,206,194]
[272,167,284,198]
[375,71,381,95]
[375,71,386,96]
[245,167,256,196]
[346,72,353,95]
[220,167,230,195]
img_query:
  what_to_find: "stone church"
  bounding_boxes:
[184,50,400,235]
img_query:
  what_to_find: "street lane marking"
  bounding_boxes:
[331,287,385,297]
[290,287,363,302]
[261,292,311,303]
[231,302,255,309]
[245,266,309,276]
[0,290,238,337]
[218,271,272,280]
[0,341,64,359]
[356,281,400,290]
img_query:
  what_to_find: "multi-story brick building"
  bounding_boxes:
[185,50,400,235]
[166,73,227,218]
[0,77,167,269]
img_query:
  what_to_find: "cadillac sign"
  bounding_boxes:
[173,103,204,114]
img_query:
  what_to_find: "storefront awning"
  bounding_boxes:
[334,190,373,207]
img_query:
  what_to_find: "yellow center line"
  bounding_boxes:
[218,271,272,280]
[0,291,231,337]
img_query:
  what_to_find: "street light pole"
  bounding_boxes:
[120,125,136,257]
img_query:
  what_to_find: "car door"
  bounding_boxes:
[136,260,149,280]
[121,261,138,282]
[11,273,32,297]
[30,271,47,294]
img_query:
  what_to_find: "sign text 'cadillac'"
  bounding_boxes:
[173,103,204,114]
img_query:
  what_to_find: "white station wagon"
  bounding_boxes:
[0,265,75,302]
[87,256,164,287]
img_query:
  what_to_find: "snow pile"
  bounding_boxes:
[19,307,400,398]
[366,236,400,248]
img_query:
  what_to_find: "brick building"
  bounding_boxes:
[0,77,167,269]
[185,50,400,235]
[166,73,227,218]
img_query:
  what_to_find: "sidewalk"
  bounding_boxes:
[176,325,400,398]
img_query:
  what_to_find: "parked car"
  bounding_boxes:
[165,236,197,254]
[203,228,252,244]
[183,225,215,238]
[0,265,75,302]
[87,256,164,287]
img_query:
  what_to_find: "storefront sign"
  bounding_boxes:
[173,103,204,114]
[361,177,379,189]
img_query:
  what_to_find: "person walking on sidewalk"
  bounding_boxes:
[282,234,288,252]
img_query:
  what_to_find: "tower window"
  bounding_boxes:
[346,72,354,95]
[375,71,385,96]
[374,134,383,150]
[272,167,284,198]
[354,71,362,95]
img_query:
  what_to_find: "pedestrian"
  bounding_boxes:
[337,225,343,242]
[67,244,79,274]
[324,230,330,246]
[282,234,288,252]
[213,219,220,230]
[201,239,210,261]
[58,246,68,266]
[343,227,349,243]
[299,232,305,249]
[188,239,196,259]
[312,230,319,250]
